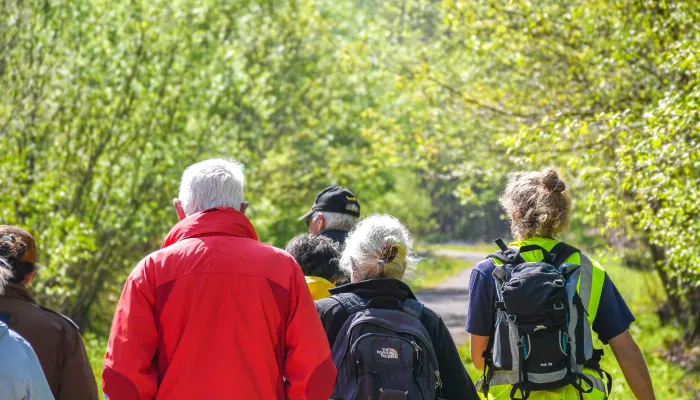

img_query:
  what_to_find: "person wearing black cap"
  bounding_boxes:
[299,186,361,248]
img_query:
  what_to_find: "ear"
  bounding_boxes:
[309,213,326,234]
[240,201,249,215]
[22,270,35,286]
[173,198,186,221]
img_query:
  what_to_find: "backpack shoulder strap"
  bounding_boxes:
[401,298,424,321]
[488,250,514,265]
[489,244,547,265]
[488,238,518,265]
[331,292,369,315]
[549,242,580,266]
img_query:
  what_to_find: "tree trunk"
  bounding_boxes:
[647,242,686,326]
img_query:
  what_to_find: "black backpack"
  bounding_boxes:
[478,239,611,400]
[329,293,444,400]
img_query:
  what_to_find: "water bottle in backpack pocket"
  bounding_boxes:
[329,293,443,400]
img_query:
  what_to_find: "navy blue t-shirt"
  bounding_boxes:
[466,258,635,344]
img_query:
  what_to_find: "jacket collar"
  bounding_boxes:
[162,207,259,249]
[1,284,36,304]
[318,228,349,245]
[329,278,417,301]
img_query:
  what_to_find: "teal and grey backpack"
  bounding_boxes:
[478,239,611,400]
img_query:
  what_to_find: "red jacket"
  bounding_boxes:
[103,208,336,399]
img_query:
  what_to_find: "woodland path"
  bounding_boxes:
[414,250,488,346]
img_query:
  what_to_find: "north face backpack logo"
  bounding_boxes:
[377,348,399,359]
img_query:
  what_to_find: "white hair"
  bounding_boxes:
[340,214,419,282]
[320,211,358,231]
[0,259,10,296]
[178,159,245,216]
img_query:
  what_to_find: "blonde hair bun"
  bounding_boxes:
[541,168,566,193]
[500,169,571,240]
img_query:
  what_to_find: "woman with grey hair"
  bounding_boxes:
[315,214,478,400]
[466,169,654,400]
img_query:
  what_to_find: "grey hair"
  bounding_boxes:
[0,259,10,296]
[320,211,358,231]
[500,168,571,240]
[178,159,245,216]
[340,214,419,282]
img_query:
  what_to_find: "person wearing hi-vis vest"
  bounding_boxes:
[466,169,655,400]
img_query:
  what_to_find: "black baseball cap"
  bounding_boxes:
[299,186,361,221]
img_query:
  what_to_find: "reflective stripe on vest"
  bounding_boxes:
[577,254,606,326]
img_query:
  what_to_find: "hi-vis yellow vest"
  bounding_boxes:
[478,237,608,400]
[305,276,335,301]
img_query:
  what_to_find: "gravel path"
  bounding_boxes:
[414,250,488,347]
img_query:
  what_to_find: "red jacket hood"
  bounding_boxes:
[162,207,259,248]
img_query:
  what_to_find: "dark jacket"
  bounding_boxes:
[0,284,98,400]
[315,278,478,400]
[318,229,351,285]
[318,228,349,248]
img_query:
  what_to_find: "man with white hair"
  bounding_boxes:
[300,186,360,247]
[103,159,336,400]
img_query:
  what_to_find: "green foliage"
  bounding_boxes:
[598,255,699,397]
[350,0,700,340]
[2,0,698,348]
[84,332,107,397]
[485,1,700,339]
[0,0,437,330]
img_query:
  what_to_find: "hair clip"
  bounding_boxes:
[0,235,13,242]
[381,244,399,264]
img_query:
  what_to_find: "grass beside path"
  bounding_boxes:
[426,242,496,255]
[453,246,700,399]
[406,255,471,291]
[85,332,107,397]
[407,244,486,291]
